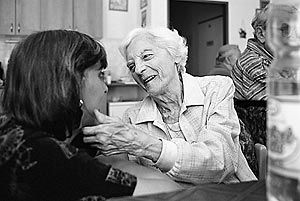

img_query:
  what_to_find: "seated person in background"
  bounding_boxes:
[231,6,272,177]
[0,30,181,201]
[231,5,273,101]
[83,26,257,185]
[208,44,241,77]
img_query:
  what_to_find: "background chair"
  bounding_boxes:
[255,143,267,179]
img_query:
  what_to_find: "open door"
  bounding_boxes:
[169,0,228,77]
[197,16,224,76]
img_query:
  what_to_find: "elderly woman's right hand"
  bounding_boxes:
[83,109,162,162]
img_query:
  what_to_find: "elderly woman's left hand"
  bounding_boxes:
[83,109,162,162]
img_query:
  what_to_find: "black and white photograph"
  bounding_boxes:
[1,0,295,200]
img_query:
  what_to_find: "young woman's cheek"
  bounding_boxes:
[85,79,108,112]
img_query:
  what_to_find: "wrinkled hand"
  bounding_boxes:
[83,110,162,162]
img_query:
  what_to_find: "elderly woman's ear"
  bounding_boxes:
[175,56,181,64]
[175,56,182,72]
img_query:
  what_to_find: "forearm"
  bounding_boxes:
[96,155,173,180]
[131,132,162,162]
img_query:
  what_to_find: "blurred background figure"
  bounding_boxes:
[231,6,272,177]
[208,44,241,77]
[232,6,273,101]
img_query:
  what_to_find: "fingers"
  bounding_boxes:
[83,135,100,144]
[83,135,111,151]
[82,125,101,136]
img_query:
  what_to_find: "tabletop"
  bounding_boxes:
[108,180,266,201]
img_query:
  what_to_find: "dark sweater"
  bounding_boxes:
[0,119,136,201]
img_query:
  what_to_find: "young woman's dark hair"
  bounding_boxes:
[2,30,107,139]
[0,30,110,200]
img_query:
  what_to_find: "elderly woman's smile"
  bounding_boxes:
[143,75,156,84]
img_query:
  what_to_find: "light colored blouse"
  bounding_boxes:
[123,73,257,184]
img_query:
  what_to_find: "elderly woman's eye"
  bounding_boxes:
[143,54,153,60]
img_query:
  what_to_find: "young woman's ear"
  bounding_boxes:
[255,26,266,44]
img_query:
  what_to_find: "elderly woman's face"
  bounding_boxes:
[126,37,178,95]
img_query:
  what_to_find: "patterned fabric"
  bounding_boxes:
[238,119,258,177]
[0,117,137,200]
[231,38,273,100]
[79,168,137,201]
[0,116,25,166]
[79,196,106,201]
[124,73,257,184]
[105,167,137,188]
[234,99,267,178]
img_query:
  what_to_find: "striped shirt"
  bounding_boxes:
[231,39,273,100]
[124,73,257,184]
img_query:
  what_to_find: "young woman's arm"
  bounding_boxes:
[96,155,179,181]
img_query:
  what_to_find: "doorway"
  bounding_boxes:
[169,0,228,76]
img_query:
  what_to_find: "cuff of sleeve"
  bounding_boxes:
[154,139,177,172]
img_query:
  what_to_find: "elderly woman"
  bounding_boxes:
[83,27,257,184]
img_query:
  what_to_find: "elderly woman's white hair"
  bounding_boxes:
[119,27,188,73]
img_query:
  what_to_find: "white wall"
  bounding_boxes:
[102,0,168,39]
[102,0,138,39]
[149,0,168,28]
[101,0,168,81]
[224,0,260,50]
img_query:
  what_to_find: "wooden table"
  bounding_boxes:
[109,180,266,201]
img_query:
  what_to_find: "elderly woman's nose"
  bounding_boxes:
[134,60,146,74]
